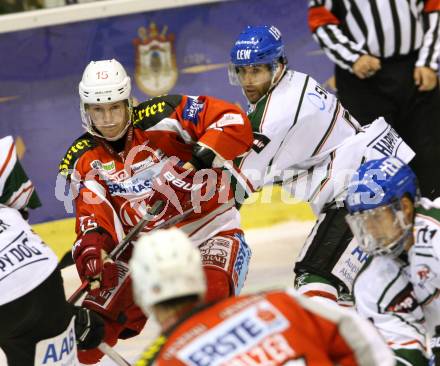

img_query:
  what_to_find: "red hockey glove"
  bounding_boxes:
[147,158,219,222]
[73,230,118,293]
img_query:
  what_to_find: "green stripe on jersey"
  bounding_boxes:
[0,159,41,209]
[394,347,428,365]
[232,96,269,197]
[417,206,440,223]
[248,94,270,132]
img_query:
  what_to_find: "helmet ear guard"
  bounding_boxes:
[278,55,288,65]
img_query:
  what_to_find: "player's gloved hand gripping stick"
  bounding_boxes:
[68,200,195,305]
[69,201,196,366]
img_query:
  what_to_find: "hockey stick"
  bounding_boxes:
[98,342,131,366]
[68,200,195,305]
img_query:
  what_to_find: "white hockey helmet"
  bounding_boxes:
[79,59,132,140]
[129,228,206,314]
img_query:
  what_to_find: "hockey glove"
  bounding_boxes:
[73,230,118,293]
[148,158,218,221]
[73,306,105,350]
[431,325,440,366]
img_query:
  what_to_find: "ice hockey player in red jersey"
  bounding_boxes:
[130,228,396,366]
[58,59,253,364]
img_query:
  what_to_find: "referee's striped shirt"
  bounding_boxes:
[308,0,440,71]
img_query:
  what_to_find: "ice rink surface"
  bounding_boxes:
[0,220,314,366]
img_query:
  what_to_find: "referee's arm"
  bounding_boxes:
[416,0,440,70]
[308,0,366,72]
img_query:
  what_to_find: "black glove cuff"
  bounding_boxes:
[73,306,105,350]
[189,144,216,170]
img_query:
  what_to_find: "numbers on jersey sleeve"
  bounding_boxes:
[314,84,328,100]
[79,215,98,233]
[342,108,361,131]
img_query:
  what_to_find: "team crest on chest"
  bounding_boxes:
[133,22,178,97]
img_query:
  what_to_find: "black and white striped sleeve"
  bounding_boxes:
[308,0,367,71]
[416,2,440,70]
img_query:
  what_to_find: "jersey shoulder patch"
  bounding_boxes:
[58,133,96,178]
[132,95,183,130]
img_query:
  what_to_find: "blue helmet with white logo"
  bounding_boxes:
[345,157,419,214]
[230,25,287,67]
[345,157,419,257]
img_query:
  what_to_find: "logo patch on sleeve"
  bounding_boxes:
[183,97,204,124]
[385,283,418,313]
[252,132,271,153]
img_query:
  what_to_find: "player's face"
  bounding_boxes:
[347,197,415,256]
[361,206,404,248]
[236,65,273,103]
[87,101,129,139]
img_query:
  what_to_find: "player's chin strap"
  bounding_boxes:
[269,63,286,90]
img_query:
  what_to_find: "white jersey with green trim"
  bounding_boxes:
[353,198,440,354]
[354,255,428,355]
[409,198,440,334]
[0,205,58,305]
[234,69,415,214]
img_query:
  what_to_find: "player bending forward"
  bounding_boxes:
[228,25,415,304]
[58,59,253,364]
[0,136,104,366]
[130,228,396,366]
[345,157,440,365]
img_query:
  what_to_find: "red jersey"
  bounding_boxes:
[136,289,395,366]
[59,94,253,249]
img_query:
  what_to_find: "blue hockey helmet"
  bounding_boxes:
[345,157,419,214]
[345,157,419,257]
[230,25,287,67]
[229,25,288,102]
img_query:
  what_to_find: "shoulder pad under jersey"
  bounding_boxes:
[58,133,96,179]
[132,95,183,130]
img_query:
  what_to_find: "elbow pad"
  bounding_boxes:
[189,144,216,170]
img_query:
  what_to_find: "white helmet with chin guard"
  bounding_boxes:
[79,59,132,140]
[129,228,206,315]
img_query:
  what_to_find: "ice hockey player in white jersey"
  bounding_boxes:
[0,136,104,366]
[345,156,440,365]
[228,24,415,303]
